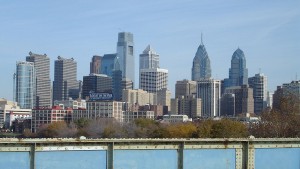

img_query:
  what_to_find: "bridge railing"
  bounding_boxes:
[0,138,300,169]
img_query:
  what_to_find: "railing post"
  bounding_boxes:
[30,143,36,169]
[242,141,255,169]
[107,142,114,169]
[178,142,184,169]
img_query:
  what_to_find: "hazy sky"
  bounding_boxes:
[0,0,299,100]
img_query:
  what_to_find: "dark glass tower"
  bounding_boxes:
[191,35,211,81]
[228,48,248,87]
[112,57,123,101]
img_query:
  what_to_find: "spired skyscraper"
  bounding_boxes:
[116,32,135,85]
[191,35,211,81]
[139,45,159,69]
[228,48,248,87]
[26,52,51,108]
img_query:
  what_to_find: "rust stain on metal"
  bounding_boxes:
[223,139,229,149]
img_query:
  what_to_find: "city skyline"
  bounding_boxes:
[0,1,299,100]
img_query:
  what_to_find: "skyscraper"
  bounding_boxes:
[248,73,268,114]
[101,54,116,77]
[116,32,135,84]
[53,56,78,102]
[228,48,248,87]
[14,61,36,109]
[26,52,51,108]
[197,79,221,117]
[139,45,159,69]
[90,55,102,74]
[191,35,211,81]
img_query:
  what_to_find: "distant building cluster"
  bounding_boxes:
[1,32,299,133]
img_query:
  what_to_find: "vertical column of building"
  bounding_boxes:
[26,52,51,108]
[53,56,78,103]
[15,61,36,109]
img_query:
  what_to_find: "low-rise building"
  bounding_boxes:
[162,115,191,123]
[123,111,155,123]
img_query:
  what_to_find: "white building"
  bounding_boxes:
[139,68,168,93]
[0,99,31,128]
[54,98,86,109]
[163,115,191,123]
[197,79,221,117]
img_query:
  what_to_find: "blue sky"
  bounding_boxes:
[0,0,299,100]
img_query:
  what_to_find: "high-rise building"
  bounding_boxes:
[81,74,112,100]
[122,89,155,106]
[191,35,211,81]
[116,32,135,83]
[228,48,248,87]
[112,57,123,101]
[14,61,36,109]
[139,45,159,69]
[26,52,51,108]
[197,79,221,117]
[175,80,197,98]
[248,73,268,114]
[101,54,116,77]
[53,56,78,102]
[139,68,168,93]
[221,85,254,116]
[156,88,171,111]
[90,55,102,74]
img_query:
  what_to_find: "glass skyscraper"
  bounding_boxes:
[101,54,116,77]
[228,48,248,87]
[26,52,51,108]
[15,61,36,109]
[116,32,135,84]
[191,36,211,81]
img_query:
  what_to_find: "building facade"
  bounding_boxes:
[197,79,221,117]
[116,32,135,84]
[26,52,51,108]
[31,106,72,132]
[139,68,168,93]
[248,73,268,114]
[228,48,248,87]
[191,36,211,81]
[221,85,254,116]
[14,61,36,109]
[177,95,201,118]
[81,74,112,100]
[175,80,197,98]
[101,54,116,77]
[90,55,102,74]
[139,45,159,70]
[53,56,79,102]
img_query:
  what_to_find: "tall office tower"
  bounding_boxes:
[197,79,221,117]
[272,86,284,111]
[53,56,78,102]
[14,61,36,109]
[122,89,155,106]
[112,58,123,101]
[26,52,51,108]
[90,55,102,74]
[101,54,116,77]
[81,74,112,99]
[191,35,211,81]
[116,32,135,83]
[139,68,168,93]
[248,73,268,114]
[221,85,254,116]
[228,48,248,87]
[139,45,159,69]
[175,79,197,98]
[156,88,171,111]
